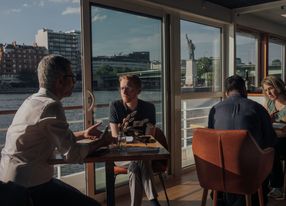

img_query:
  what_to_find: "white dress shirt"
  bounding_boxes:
[0,88,89,187]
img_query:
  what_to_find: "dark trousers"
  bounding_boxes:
[269,149,284,188]
[28,178,101,206]
[269,139,286,188]
[214,177,269,206]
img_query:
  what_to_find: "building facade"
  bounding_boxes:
[0,42,48,87]
[35,28,81,79]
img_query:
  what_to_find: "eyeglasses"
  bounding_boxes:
[64,74,76,82]
[120,86,134,92]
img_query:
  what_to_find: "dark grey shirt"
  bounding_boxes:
[208,94,277,149]
[109,99,156,135]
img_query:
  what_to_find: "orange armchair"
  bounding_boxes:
[192,128,274,206]
[114,127,170,206]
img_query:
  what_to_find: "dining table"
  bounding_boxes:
[49,137,170,206]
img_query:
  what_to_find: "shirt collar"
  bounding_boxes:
[38,88,60,101]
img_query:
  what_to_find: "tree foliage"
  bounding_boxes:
[196,57,212,79]
[94,64,143,76]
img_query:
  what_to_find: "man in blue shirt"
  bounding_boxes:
[208,75,277,206]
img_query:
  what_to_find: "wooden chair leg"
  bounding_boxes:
[283,159,286,200]
[201,188,208,206]
[245,194,252,206]
[158,173,170,206]
[213,190,218,206]
[257,186,264,206]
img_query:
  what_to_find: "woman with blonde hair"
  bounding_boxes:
[262,75,286,199]
[262,75,286,122]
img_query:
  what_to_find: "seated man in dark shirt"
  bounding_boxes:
[208,75,277,206]
[109,74,160,206]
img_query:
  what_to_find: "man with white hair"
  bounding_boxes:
[0,54,112,206]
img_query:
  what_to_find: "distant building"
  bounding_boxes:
[92,51,152,89]
[0,42,48,86]
[92,51,150,71]
[35,28,81,78]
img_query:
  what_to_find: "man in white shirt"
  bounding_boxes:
[0,55,112,206]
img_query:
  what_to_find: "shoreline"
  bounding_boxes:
[0,87,160,94]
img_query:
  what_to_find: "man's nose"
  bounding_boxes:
[123,89,128,94]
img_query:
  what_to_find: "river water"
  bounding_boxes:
[0,90,162,175]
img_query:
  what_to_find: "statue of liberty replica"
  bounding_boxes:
[185,34,197,87]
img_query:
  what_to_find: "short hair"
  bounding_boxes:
[261,75,286,96]
[225,75,247,97]
[37,54,71,90]
[119,74,142,90]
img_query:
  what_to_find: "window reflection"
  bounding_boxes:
[236,32,258,92]
[180,20,222,92]
[268,38,285,80]
[91,5,163,190]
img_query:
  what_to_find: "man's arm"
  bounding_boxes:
[73,122,102,140]
[87,131,113,156]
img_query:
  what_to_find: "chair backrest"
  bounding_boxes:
[152,127,168,173]
[192,128,274,195]
[153,127,168,150]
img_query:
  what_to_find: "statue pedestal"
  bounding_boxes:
[185,59,197,87]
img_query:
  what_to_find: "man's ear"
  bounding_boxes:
[57,76,65,86]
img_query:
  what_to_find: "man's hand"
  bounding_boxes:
[83,122,102,140]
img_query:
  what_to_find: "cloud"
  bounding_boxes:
[38,1,45,7]
[92,14,107,22]
[5,8,22,14]
[23,3,29,7]
[62,7,80,15]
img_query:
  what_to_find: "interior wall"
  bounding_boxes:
[144,0,232,23]
[145,0,286,39]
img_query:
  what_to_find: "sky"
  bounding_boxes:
[0,0,280,63]
[0,0,81,45]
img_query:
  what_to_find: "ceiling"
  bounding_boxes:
[206,0,286,26]
[206,0,280,9]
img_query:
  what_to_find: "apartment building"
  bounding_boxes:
[0,42,48,86]
[35,28,81,78]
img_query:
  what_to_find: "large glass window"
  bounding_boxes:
[180,20,222,167]
[268,38,285,79]
[90,5,163,190]
[0,0,84,192]
[180,20,222,93]
[236,31,259,92]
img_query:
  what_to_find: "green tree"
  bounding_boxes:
[196,57,212,79]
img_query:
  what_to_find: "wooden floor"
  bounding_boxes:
[115,169,286,206]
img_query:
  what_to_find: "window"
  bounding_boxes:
[90,4,163,190]
[181,20,222,93]
[0,0,84,192]
[180,20,223,167]
[236,31,259,92]
[268,38,285,80]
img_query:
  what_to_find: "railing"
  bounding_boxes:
[0,100,210,178]
[181,101,210,148]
